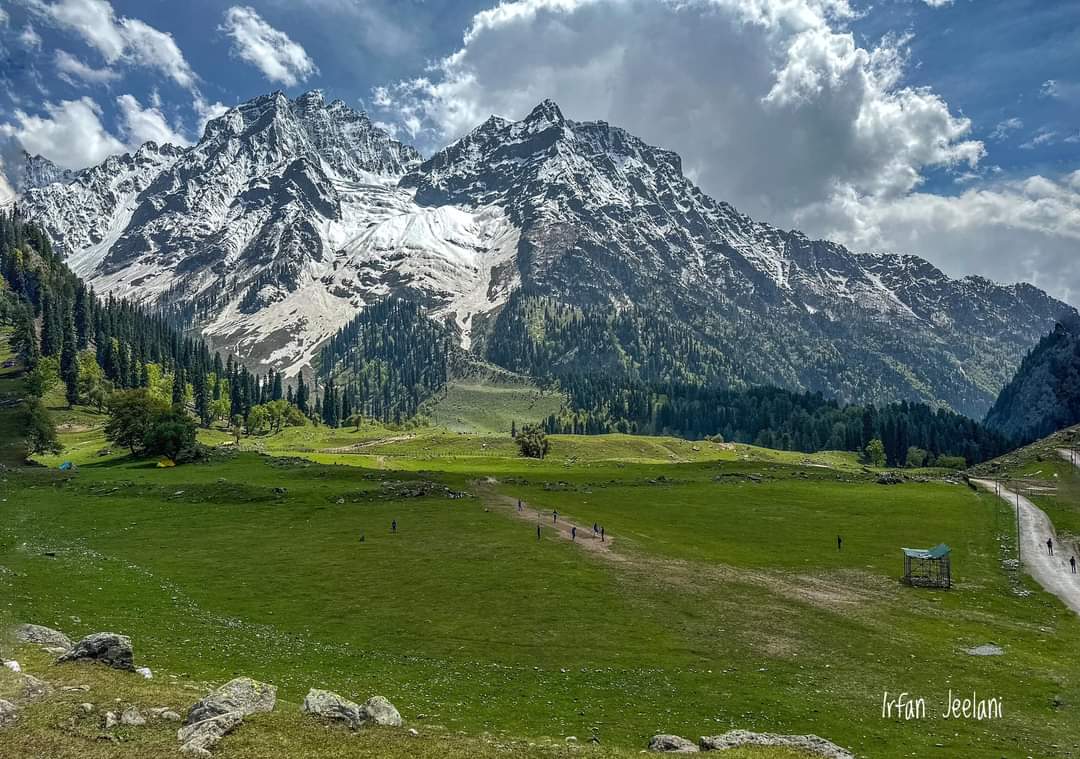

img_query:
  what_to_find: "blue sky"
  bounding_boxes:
[0,0,1078,303]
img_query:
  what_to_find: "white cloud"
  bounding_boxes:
[220,6,317,86]
[19,24,43,49]
[115,94,191,147]
[990,117,1023,140]
[372,0,1079,304]
[194,96,231,137]
[28,0,198,89]
[1041,79,1080,102]
[376,0,982,218]
[0,97,126,169]
[800,174,1080,305]
[921,0,953,7]
[1020,127,1058,150]
[0,8,9,26]
[55,49,121,85]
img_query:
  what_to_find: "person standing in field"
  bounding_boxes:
[537,524,541,541]
[837,535,843,552]
[1048,537,1054,556]
[572,526,577,541]
[1071,556,1077,574]
[601,526,605,542]
[553,510,558,524]
[392,519,397,534]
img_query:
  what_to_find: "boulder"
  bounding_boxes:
[57,633,134,671]
[362,695,402,727]
[186,677,276,725]
[178,711,244,756]
[103,711,118,729]
[161,710,182,722]
[648,734,699,752]
[3,660,20,673]
[20,674,52,703]
[121,706,146,726]
[302,689,366,729]
[78,703,94,714]
[0,699,17,728]
[136,666,153,679]
[13,623,72,650]
[699,731,853,759]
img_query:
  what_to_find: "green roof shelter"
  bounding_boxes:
[902,544,952,589]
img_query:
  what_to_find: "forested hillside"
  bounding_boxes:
[316,299,452,426]
[985,317,1080,444]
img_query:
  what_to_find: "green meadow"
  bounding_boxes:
[3,337,1080,758]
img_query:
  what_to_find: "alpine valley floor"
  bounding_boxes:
[3,350,1080,757]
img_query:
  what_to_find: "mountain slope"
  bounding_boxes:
[14,92,1075,417]
[984,316,1080,443]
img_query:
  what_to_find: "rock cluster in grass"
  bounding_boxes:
[57,632,134,671]
[13,623,72,650]
[302,688,402,729]
[186,677,277,724]
[0,699,17,728]
[649,731,853,757]
[178,710,244,756]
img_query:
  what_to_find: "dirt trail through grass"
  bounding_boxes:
[973,478,1080,615]
[478,480,623,561]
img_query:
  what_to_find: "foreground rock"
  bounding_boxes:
[186,677,276,725]
[302,689,365,728]
[649,734,699,752]
[362,695,402,727]
[0,699,17,728]
[13,623,72,650]
[301,689,403,729]
[121,706,146,726]
[56,632,133,671]
[700,731,853,758]
[178,711,244,756]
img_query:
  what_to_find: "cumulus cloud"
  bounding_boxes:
[800,173,1080,305]
[375,0,982,218]
[371,0,1079,304]
[27,0,197,89]
[115,94,191,147]
[0,97,126,168]
[220,6,317,86]
[55,49,121,85]
[990,117,1023,140]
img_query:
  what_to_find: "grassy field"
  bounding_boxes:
[424,379,566,434]
[3,344,1080,757]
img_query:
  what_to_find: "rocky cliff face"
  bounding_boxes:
[16,93,1074,415]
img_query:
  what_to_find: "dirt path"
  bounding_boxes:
[476,481,623,561]
[323,435,414,454]
[972,478,1080,616]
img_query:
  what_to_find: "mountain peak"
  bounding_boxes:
[525,99,566,127]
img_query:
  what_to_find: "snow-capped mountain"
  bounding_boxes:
[15,92,1075,416]
[16,152,76,191]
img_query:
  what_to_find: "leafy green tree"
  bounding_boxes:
[865,438,887,467]
[516,424,550,459]
[25,356,60,398]
[210,397,231,426]
[246,405,270,435]
[105,389,168,455]
[143,409,197,462]
[905,446,928,468]
[23,397,61,455]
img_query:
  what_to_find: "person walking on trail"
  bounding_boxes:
[518,499,522,512]
[553,510,559,524]
[600,526,605,542]
[837,535,843,552]
[392,519,397,534]
[593,522,599,538]
[572,526,577,541]
[1048,537,1054,556]
[359,531,365,543]
[537,524,541,541]
[1072,556,1077,574]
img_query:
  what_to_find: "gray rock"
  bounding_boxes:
[362,695,402,727]
[103,711,118,729]
[13,623,72,650]
[648,734,699,752]
[161,710,182,722]
[57,633,134,671]
[0,699,17,728]
[966,644,1005,656]
[20,674,52,703]
[78,703,94,714]
[186,677,276,725]
[302,688,366,729]
[699,731,853,759]
[178,710,244,756]
[121,706,146,726]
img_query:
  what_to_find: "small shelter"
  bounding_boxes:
[902,544,951,589]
